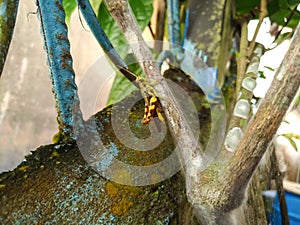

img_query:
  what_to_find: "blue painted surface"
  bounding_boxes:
[77,0,127,68]
[183,9,189,44]
[36,0,83,138]
[273,191,300,225]
[0,2,7,17]
[167,0,180,49]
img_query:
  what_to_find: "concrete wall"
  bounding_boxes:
[0,1,104,172]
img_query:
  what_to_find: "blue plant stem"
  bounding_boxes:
[0,0,20,76]
[36,0,83,140]
[167,0,180,49]
[77,0,136,83]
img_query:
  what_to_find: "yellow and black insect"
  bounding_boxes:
[118,66,165,125]
[142,95,165,125]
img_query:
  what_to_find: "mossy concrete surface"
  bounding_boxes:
[0,142,197,224]
[0,68,207,224]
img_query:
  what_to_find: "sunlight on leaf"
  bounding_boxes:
[263,66,275,71]
[99,0,153,105]
[107,55,143,105]
[90,0,102,15]
[63,0,77,24]
[258,71,266,79]
[281,133,300,151]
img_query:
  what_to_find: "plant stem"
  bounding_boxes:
[236,21,249,97]
[248,0,268,56]
[222,21,300,214]
[104,0,204,196]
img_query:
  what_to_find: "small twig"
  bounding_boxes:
[236,21,248,97]
[77,6,89,32]
[148,22,155,39]
[274,6,298,43]
[248,0,268,56]
[27,10,38,21]
[104,0,203,196]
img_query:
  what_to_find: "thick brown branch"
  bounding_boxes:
[189,22,300,225]
[221,21,300,210]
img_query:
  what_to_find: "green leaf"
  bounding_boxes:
[63,0,102,23]
[263,66,275,71]
[130,0,153,30]
[286,11,300,29]
[98,0,153,105]
[236,0,260,15]
[90,0,102,15]
[287,0,300,8]
[273,32,293,46]
[281,133,300,151]
[268,0,287,18]
[296,94,300,105]
[258,71,266,79]
[107,72,137,105]
[107,56,143,105]
[97,0,153,56]
[268,0,300,27]
[287,137,298,151]
[63,0,77,24]
[269,8,292,26]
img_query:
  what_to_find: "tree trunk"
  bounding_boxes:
[188,22,300,224]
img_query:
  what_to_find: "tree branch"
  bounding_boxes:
[190,21,300,224]
[272,150,290,225]
[248,0,268,56]
[104,0,205,202]
[236,21,249,96]
[222,21,300,212]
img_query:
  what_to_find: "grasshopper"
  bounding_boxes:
[118,67,165,125]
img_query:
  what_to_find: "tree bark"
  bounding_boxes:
[189,22,300,224]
